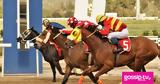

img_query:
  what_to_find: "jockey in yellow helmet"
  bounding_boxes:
[96,15,129,53]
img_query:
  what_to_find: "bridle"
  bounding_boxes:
[20,29,40,42]
[53,31,63,39]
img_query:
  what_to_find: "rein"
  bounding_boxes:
[30,34,41,41]
[86,28,98,38]
[53,32,62,39]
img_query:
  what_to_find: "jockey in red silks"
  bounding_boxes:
[61,16,97,35]
[61,16,97,51]
[66,16,97,42]
[67,16,96,29]
[96,15,129,53]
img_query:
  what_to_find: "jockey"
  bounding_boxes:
[66,16,97,43]
[36,19,65,57]
[67,16,96,29]
[62,16,97,53]
[36,19,65,43]
[61,16,96,35]
[96,15,129,53]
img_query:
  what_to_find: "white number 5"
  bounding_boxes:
[123,41,128,51]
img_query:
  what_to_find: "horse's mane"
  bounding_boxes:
[51,27,68,37]
[86,26,109,42]
[52,27,61,34]
[30,27,39,36]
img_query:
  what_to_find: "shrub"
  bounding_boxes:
[152,30,159,36]
[142,31,149,36]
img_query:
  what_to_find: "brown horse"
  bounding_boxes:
[69,26,160,81]
[37,27,98,84]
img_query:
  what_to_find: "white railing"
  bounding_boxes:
[0,38,40,77]
[0,16,160,21]
[0,43,12,77]
[130,36,160,46]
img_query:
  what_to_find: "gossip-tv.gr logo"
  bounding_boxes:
[122,72,153,84]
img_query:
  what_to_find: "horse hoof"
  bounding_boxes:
[98,80,104,84]
[78,76,84,84]
[82,69,90,75]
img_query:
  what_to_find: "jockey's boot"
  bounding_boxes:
[112,43,123,54]
[110,38,123,54]
[116,45,123,53]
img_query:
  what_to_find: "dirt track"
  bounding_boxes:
[0,76,120,84]
[0,75,160,84]
[0,57,160,84]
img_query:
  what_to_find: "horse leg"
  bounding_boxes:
[50,47,65,75]
[49,62,56,82]
[127,63,146,72]
[127,62,135,71]
[135,57,148,72]
[82,64,99,75]
[62,65,73,84]
[80,64,98,84]
[141,66,146,72]
[134,51,156,72]
[95,64,113,80]
[53,61,65,75]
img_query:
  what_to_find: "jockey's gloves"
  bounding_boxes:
[97,25,103,30]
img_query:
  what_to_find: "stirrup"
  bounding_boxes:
[114,47,123,54]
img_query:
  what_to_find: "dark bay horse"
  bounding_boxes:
[38,27,98,84]
[17,28,64,82]
[71,26,160,81]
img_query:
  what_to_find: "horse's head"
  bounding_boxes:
[33,30,47,49]
[17,27,39,43]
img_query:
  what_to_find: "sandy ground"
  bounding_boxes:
[0,75,160,84]
[0,76,121,84]
[0,57,160,84]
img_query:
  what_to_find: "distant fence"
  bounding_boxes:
[118,17,159,20]
[0,17,160,22]
[43,18,68,21]
[130,36,160,46]
[42,17,159,21]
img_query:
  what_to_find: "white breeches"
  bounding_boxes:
[108,28,129,39]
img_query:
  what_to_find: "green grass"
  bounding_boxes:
[125,20,160,36]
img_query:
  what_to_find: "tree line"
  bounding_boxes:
[43,0,160,18]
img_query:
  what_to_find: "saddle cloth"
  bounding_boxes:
[49,41,62,58]
[118,38,131,52]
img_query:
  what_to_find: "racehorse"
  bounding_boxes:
[66,26,160,81]
[39,27,100,84]
[17,27,64,82]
